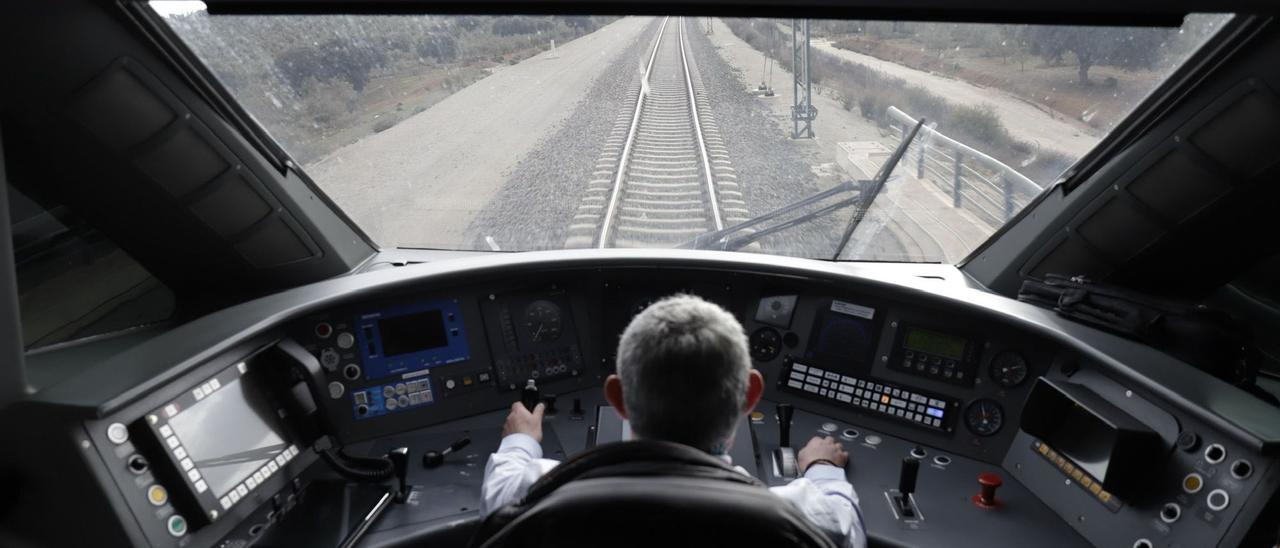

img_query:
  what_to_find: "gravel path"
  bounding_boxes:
[465,18,663,251]
[305,17,654,250]
[685,22,845,259]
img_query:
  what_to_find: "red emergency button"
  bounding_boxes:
[973,472,1003,509]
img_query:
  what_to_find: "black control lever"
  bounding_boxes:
[893,457,921,519]
[521,379,540,412]
[899,457,919,496]
[777,403,794,448]
[423,436,472,469]
[773,403,797,478]
[387,447,410,503]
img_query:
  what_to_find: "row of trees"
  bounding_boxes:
[814,18,1222,86]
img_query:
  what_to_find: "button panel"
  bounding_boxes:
[1033,439,1122,512]
[493,345,583,389]
[351,378,435,419]
[781,362,956,433]
[219,444,301,512]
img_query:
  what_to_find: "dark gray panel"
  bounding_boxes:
[233,216,315,268]
[1077,198,1164,261]
[0,128,27,407]
[135,123,229,198]
[1126,149,1230,223]
[189,173,273,238]
[1028,234,1111,279]
[66,62,175,150]
[1190,90,1280,177]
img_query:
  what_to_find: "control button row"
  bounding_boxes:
[786,364,947,430]
[218,445,300,511]
[192,377,223,401]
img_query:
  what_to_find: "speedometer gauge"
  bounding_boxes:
[989,351,1029,388]
[749,327,782,361]
[965,399,1004,437]
[523,300,562,343]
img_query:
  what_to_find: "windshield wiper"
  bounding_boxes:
[830,117,925,260]
[681,117,926,255]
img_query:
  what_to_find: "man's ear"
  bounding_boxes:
[744,369,764,413]
[604,374,627,419]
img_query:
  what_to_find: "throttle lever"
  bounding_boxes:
[387,447,410,503]
[773,403,797,478]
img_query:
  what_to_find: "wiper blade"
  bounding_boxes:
[830,117,926,261]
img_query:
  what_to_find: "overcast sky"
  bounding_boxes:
[149,1,206,17]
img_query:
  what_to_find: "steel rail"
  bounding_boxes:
[597,16,669,248]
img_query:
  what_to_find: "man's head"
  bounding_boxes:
[604,294,764,453]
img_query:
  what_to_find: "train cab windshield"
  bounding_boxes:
[2,1,1280,548]
[153,3,1228,261]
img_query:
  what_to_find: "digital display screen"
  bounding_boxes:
[378,310,447,357]
[804,307,879,371]
[1040,403,1116,481]
[904,328,966,360]
[166,376,289,499]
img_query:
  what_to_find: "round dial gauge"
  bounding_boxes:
[989,351,1030,388]
[965,399,1005,437]
[523,300,562,343]
[749,327,782,362]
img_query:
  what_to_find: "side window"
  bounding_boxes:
[9,184,175,349]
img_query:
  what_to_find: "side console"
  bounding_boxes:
[85,346,315,547]
[1008,371,1278,548]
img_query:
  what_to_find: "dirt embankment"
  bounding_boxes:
[827,35,1163,135]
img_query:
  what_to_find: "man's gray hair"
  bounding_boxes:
[616,294,750,452]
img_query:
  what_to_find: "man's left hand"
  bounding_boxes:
[501,402,545,442]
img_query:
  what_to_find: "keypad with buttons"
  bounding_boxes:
[782,362,956,432]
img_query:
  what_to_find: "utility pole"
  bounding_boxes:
[706,17,713,35]
[791,19,816,139]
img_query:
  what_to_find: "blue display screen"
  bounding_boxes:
[354,300,470,380]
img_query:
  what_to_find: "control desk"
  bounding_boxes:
[3,251,1277,548]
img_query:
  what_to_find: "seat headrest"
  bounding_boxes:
[471,440,838,548]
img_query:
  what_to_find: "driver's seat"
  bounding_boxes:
[470,439,838,548]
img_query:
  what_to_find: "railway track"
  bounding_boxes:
[566,17,747,248]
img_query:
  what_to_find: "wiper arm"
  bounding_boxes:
[680,117,926,254]
[830,118,926,261]
[681,180,861,250]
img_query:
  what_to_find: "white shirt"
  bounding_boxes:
[481,433,867,548]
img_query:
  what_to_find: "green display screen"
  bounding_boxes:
[904,328,966,360]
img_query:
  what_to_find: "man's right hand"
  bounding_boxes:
[501,401,545,442]
[797,435,849,474]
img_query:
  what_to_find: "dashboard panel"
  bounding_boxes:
[3,250,1277,548]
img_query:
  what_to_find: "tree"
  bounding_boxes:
[1024,26,1169,85]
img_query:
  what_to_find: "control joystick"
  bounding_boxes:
[422,436,472,469]
[773,403,798,478]
[973,472,1003,509]
[521,379,540,412]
